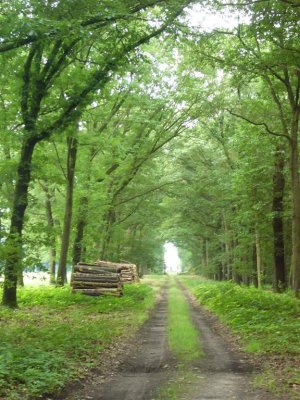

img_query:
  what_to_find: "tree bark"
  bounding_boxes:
[222,213,231,280]
[255,227,262,288]
[232,270,242,284]
[272,145,286,292]
[205,239,209,275]
[17,272,24,287]
[100,208,116,260]
[252,243,258,288]
[2,138,36,307]
[231,237,239,282]
[72,195,88,266]
[290,112,300,297]
[44,186,56,284]
[265,72,300,296]
[57,135,78,285]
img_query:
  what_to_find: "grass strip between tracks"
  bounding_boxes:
[168,278,203,362]
[156,278,203,399]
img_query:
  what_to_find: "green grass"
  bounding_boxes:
[156,367,198,400]
[168,279,203,362]
[142,274,168,292]
[178,275,206,290]
[0,283,155,400]
[157,279,203,400]
[182,279,300,354]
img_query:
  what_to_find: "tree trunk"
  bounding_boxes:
[231,237,238,282]
[17,272,24,287]
[232,270,242,284]
[242,273,249,286]
[255,227,262,288]
[221,244,226,281]
[290,122,300,297]
[2,138,36,307]
[57,135,78,285]
[272,145,286,292]
[72,195,88,266]
[100,208,116,260]
[44,186,56,284]
[205,239,209,275]
[218,262,224,281]
[252,243,258,288]
[200,239,206,271]
[222,213,231,280]
[72,145,94,266]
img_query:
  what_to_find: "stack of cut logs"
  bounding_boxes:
[120,264,140,284]
[96,260,140,284]
[71,262,123,297]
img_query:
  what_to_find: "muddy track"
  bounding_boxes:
[94,285,172,400]
[56,285,172,400]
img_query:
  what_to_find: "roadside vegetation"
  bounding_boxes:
[142,275,168,293]
[0,283,155,400]
[181,276,300,398]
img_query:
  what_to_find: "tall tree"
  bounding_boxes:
[1,0,193,307]
[56,133,78,285]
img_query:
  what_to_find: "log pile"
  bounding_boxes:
[71,262,123,296]
[96,260,140,284]
[120,264,139,284]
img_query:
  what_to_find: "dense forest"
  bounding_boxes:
[1,0,300,309]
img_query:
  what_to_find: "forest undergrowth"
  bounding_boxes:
[0,282,159,400]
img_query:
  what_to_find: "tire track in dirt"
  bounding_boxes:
[179,281,274,400]
[56,285,172,400]
[89,285,172,400]
[55,280,275,400]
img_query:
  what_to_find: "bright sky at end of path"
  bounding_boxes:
[164,242,181,274]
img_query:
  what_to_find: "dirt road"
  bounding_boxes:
[56,281,273,400]
[179,284,272,400]
[92,287,171,400]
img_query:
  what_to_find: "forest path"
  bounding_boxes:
[93,284,172,400]
[55,284,172,400]
[178,281,273,400]
[55,279,273,400]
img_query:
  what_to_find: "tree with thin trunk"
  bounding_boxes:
[57,134,78,285]
[40,183,57,284]
[272,145,286,291]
